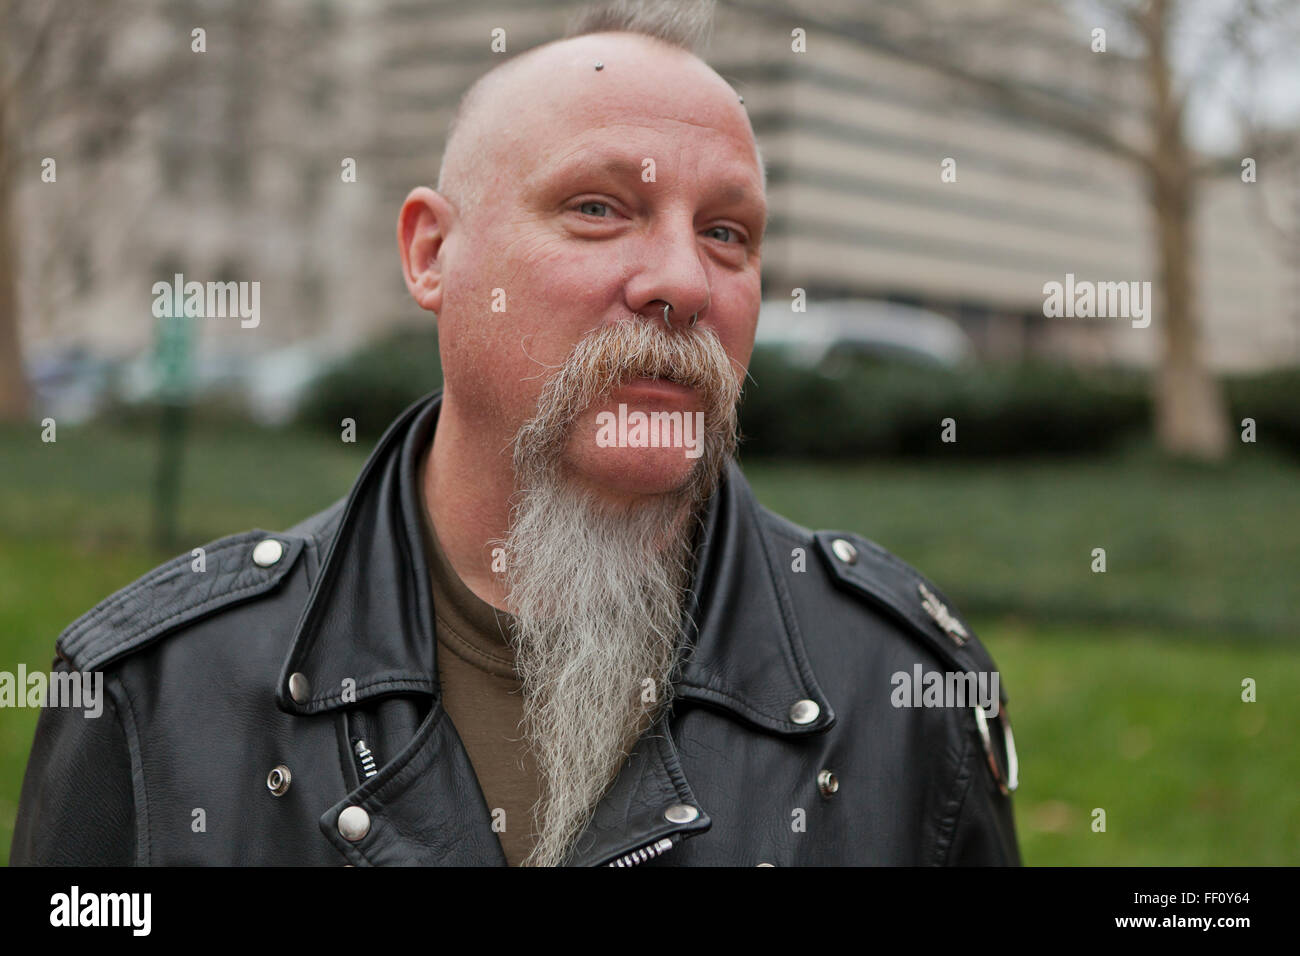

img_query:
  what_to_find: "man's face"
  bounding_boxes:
[432,34,766,499]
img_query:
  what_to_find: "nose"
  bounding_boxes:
[628,218,711,331]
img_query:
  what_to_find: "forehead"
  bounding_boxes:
[494,36,763,195]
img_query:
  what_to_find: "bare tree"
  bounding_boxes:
[0,0,189,422]
[722,0,1300,460]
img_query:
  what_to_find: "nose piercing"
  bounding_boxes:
[662,303,699,329]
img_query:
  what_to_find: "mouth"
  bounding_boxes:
[615,375,697,400]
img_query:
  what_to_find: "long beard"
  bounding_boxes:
[501,320,740,867]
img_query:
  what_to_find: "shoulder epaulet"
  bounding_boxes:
[56,529,305,672]
[812,530,1006,703]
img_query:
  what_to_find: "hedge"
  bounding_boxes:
[293,332,1300,460]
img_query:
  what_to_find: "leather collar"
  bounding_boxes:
[277,390,834,737]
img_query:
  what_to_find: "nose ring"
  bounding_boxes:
[663,303,699,329]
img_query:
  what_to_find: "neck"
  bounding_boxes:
[423,391,518,611]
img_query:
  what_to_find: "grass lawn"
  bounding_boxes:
[743,451,1300,640]
[988,620,1298,864]
[1,421,1296,863]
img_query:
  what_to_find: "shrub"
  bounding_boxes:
[298,328,442,434]
[738,348,1150,458]
[1224,369,1300,460]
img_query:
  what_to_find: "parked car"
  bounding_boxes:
[754,298,975,372]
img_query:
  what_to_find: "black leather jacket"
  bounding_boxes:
[11,391,1021,866]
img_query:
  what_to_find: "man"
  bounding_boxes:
[11,1,1020,866]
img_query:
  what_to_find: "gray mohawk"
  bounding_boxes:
[564,0,716,54]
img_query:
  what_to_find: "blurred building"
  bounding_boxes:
[13,0,1300,383]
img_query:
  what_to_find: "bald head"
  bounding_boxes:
[436,31,765,222]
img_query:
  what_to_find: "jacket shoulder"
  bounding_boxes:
[55,526,310,674]
[757,507,1004,698]
[817,528,1003,697]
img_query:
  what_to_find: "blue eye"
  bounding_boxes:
[706,225,740,243]
[576,201,610,217]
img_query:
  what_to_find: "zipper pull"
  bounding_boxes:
[607,837,675,867]
[353,739,378,780]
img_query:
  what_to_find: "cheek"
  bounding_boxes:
[707,273,760,381]
[721,329,754,387]
[495,235,632,374]
[440,228,623,419]
[710,313,758,391]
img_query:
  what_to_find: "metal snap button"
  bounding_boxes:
[789,699,820,724]
[252,538,284,567]
[830,538,858,564]
[817,769,839,797]
[663,804,699,824]
[338,805,371,842]
[267,764,292,796]
[288,672,310,703]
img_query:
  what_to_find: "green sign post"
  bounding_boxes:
[151,311,195,550]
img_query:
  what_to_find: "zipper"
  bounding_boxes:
[352,738,378,780]
[607,836,675,867]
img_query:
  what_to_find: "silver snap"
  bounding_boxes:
[338,805,371,842]
[252,538,284,567]
[663,804,699,824]
[756,862,775,867]
[288,672,310,703]
[817,769,839,797]
[267,764,292,796]
[830,538,858,564]
[789,699,820,724]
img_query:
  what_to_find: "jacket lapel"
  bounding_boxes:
[673,458,836,735]
[563,713,711,866]
[276,394,441,716]
[563,460,838,865]
[320,707,507,866]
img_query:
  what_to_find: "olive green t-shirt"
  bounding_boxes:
[418,502,541,867]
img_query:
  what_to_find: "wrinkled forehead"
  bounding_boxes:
[488,35,762,193]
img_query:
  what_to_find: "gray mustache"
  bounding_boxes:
[577,323,736,400]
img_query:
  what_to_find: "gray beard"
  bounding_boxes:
[502,473,697,867]
[500,320,740,867]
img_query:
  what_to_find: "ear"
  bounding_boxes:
[397,187,454,313]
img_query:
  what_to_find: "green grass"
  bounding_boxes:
[1,422,1297,864]
[0,421,370,544]
[743,451,1300,640]
[986,620,1299,864]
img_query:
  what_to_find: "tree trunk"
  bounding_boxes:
[0,91,31,423]
[1149,167,1230,460]
[1144,0,1230,461]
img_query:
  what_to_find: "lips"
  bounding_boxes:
[617,376,696,398]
